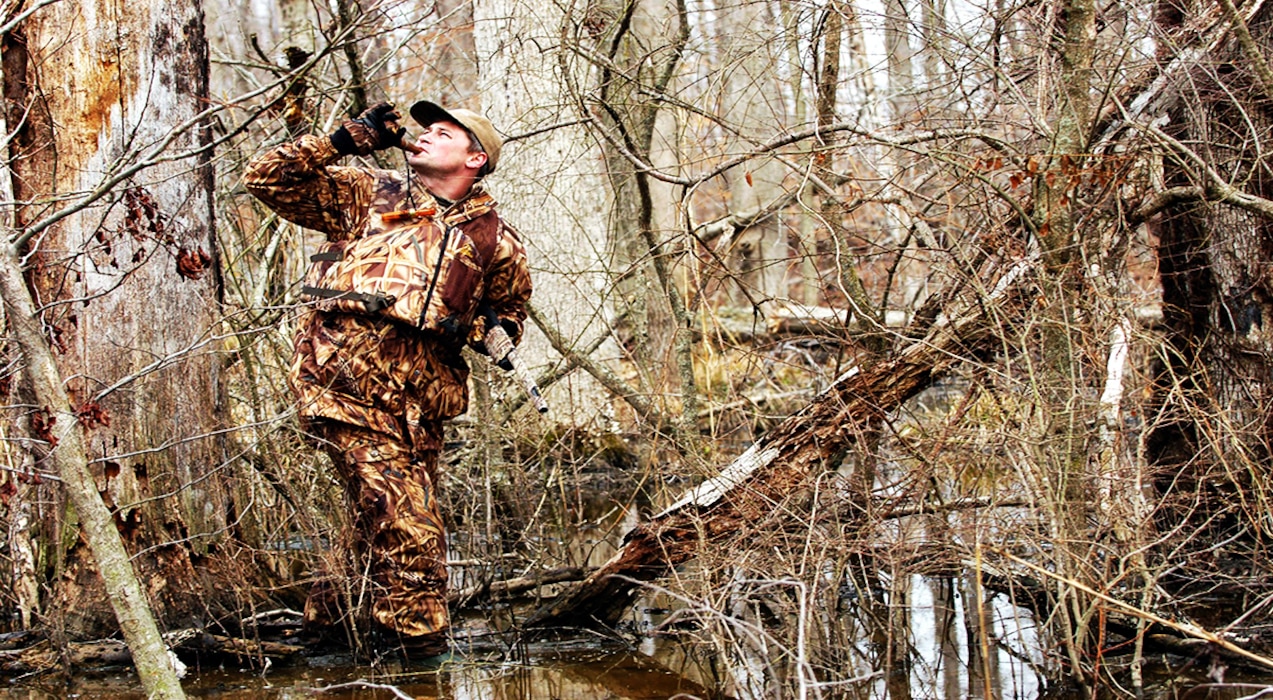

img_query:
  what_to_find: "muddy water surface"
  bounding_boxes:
[0,582,1042,700]
[0,645,713,699]
[3,458,1267,699]
[0,583,1263,699]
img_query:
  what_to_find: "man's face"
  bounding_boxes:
[407,120,486,176]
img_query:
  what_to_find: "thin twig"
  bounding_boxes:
[312,680,414,699]
[991,548,1273,671]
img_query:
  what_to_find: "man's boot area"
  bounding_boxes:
[371,622,453,665]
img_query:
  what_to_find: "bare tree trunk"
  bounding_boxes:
[0,246,186,698]
[1148,0,1273,575]
[281,0,320,53]
[582,0,696,435]
[425,0,477,106]
[920,0,947,89]
[4,0,232,637]
[780,0,818,308]
[1031,0,1100,675]
[0,61,37,633]
[884,0,916,120]
[815,0,887,354]
[720,0,788,308]
[474,0,680,425]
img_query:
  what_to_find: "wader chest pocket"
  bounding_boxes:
[302,221,488,334]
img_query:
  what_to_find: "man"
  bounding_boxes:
[244,101,532,660]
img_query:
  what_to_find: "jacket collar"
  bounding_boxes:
[410,180,496,225]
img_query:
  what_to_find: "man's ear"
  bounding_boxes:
[466,151,489,172]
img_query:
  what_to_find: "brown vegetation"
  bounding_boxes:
[3,0,1273,697]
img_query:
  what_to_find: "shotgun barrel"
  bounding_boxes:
[482,317,549,414]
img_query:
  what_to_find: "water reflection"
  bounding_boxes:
[909,574,1041,699]
[0,470,1218,700]
[8,572,1257,699]
[0,647,715,699]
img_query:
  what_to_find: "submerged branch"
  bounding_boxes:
[450,566,589,605]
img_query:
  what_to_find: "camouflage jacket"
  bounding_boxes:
[244,134,532,448]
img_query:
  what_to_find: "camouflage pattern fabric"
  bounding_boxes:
[306,421,449,640]
[288,312,469,447]
[301,195,498,333]
[244,133,532,439]
[244,133,533,644]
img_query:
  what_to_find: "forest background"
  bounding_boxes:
[2,0,1273,696]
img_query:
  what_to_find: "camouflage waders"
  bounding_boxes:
[303,421,449,652]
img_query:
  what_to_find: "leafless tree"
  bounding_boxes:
[5,0,1273,695]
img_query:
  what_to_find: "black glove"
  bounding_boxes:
[329,102,406,156]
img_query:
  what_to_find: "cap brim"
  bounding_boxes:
[410,101,457,129]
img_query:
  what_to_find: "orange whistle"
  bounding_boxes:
[382,206,436,223]
[399,137,422,154]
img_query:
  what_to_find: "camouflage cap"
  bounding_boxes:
[409,101,502,174]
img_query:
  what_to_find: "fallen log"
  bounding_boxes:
[0,639,132,674]
[449,565,589,605]
[525,255,1039,629]
[708,303,910,341]
[183,633,303,662]
[0,630,302,676]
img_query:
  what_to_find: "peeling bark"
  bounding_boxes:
[5,0,228,636]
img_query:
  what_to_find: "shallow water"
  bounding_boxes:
[2,581,1269,699]
[0,578,1041,700]
[0,645,715,699]
[8,446,1272,699]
